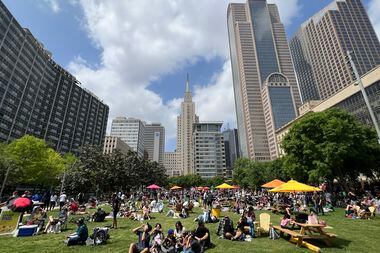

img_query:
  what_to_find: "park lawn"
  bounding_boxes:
[0,206,379,253]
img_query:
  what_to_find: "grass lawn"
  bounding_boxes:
[0,206,379,253]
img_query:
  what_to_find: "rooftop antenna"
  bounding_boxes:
[186,73,190,92]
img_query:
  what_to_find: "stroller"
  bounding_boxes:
[90,227,110,245]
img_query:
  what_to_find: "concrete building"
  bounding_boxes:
[164,152,180,177]
[289,0,380,103]
[0,2,108,153]
[227,0,301,161]
[110,117,145,157]
[144,123,165,165]
[176,76,199,175]
[223,128,240,177]
[276,66,380,156]
[193,122,226,179]
[103,136,131,155]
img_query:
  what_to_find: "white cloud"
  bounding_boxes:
[42,0,60,13]
[368,0,380,39]
[68,0,301,150]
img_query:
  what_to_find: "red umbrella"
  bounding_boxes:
[202,186,210,191]
[8,197,32,212]
[147,184,161,189]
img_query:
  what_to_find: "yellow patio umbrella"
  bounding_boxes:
[261,179,285,188]
[269,179,321,193]
[170,185,182,190]
[215,183,235,189]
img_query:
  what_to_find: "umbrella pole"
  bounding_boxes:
[0,164,11,199]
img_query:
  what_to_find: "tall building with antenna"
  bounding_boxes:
[176,75,199,175]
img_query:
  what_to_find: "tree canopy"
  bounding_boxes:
[281,108,380,189]
[63,146,167,195]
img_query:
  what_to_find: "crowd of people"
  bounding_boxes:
[0,185,379,252]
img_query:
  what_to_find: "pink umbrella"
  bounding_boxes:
[147,184,161,189]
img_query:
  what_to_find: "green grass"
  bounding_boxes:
[0,206,379,253]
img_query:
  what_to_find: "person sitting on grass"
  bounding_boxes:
[231,216,249,241]
[66,218,88,246]
[174,221,186,251]
[194,221,211,253]
[217,216,234,240]
[92,207,108,222]
[150,223,164,251]
[129,223,152,253]
[69,198,79,214]
[160,229,177,253]
[142,204,151,220]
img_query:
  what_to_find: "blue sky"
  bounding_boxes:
[3,0,378,151]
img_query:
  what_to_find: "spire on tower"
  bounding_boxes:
[186,73,190,93]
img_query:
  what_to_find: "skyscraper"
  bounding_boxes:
[223,128,240,177]
[103,136,131,155]
[0,2,108,153]
[164,151,179,177]
[290,0,380,102]
[144,123,165,165]
[193,122,226,179]
[110,117,145,157]
[176,75,199,175]
[227,0,301,160]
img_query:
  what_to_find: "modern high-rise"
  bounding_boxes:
[227,0,301,160]
[144,123,165,165]
[0,2,109,153]
[110,117,145,157]
[103,136,131,155]
[290,0,380,103]
[164,152,180,177]
[193,122,226,179]
[223,128,240,177]
[176,76,199,175]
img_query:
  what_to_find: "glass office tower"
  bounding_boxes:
[227,0,300,160]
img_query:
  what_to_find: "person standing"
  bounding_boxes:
[77,192,85,205]
[111,193,121,229]
[59,192,67,211]
[42,191,51,210]
[50,193,57,211]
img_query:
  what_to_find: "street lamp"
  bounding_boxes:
[346,51,380,144]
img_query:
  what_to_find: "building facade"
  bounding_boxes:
[193,122,226,179]
[289,0,380,103]
[176,77,199,175]
[227,0,301,160]
[103,136,131,155]
[164,152,180,177]
[223,128,240,177]
[110,117,145,157]
[276,66,380,155]
[0,2,108,153]
[144,123,165,165]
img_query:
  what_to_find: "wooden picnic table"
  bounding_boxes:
[273,222,337,252]
[291,221,336,246]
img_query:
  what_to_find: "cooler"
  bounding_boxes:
[17,225,38,236]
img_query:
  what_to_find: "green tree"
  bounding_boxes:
[6,135,65,187]
[281,108,380,189]
[233,158,267,189]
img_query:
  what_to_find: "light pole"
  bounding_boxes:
[0,163,11,199]
[347,51,380,144]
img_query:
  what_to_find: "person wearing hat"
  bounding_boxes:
[129,223,153,253]
[66,218,88,246]
[160,229,177,253]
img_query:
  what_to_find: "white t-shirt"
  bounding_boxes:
[59,194,67,203]
[174,227,186,239]
[50,195,57,202]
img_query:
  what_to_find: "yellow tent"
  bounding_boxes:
[170,185,182,190]
[215,183,235,189]
[269,180,321,193]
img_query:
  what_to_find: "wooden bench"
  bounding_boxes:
[273,226,305,247]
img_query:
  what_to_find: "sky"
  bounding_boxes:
[3,0,379,152]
